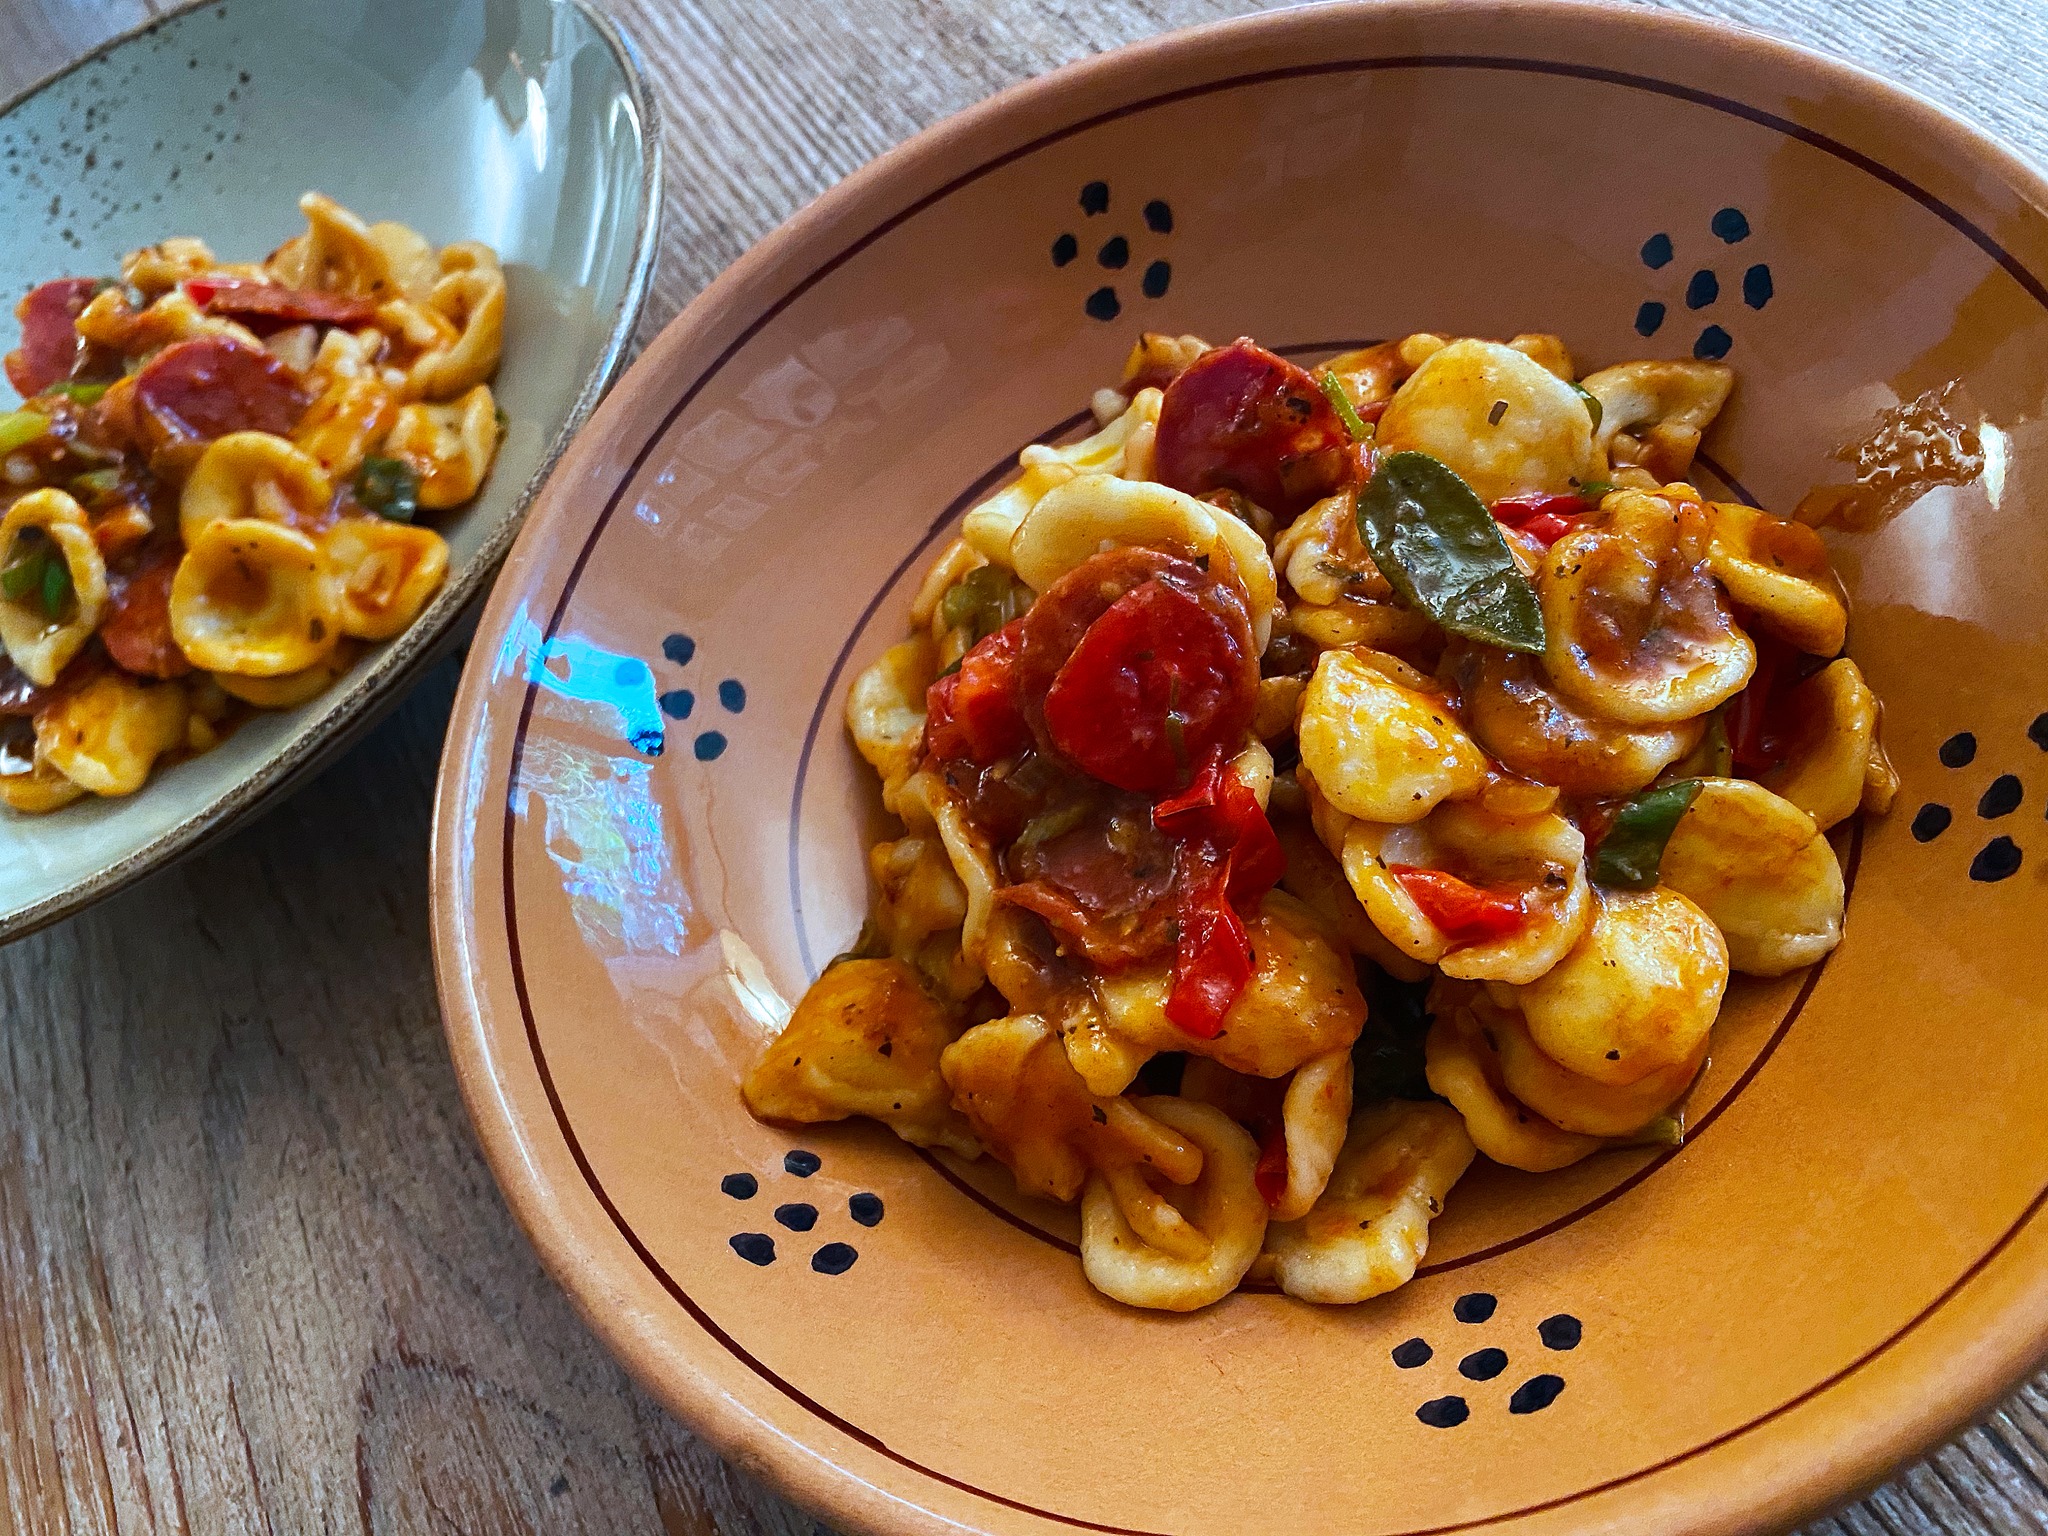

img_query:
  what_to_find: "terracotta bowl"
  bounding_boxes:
[431,4,2048,1533]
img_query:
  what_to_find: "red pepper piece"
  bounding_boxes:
[183,277,380,332]
[923,620,1030,765]
[1389,864,1527,943]
[1155,756,1285,1036]
[1491,491,1591,551]
[1163,864,1253,1039]
[1254,1123,1290,1210]
[1042,576,1255,795]
[1153,755,1284,901]
[1153,339,1350,520]
[1727,634,1790,774]
[5,277,101,397]
[132,334,309,448]
[100,549,193,679]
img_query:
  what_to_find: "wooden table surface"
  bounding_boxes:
[5,0,2048,1532]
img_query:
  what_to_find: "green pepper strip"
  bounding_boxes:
[0,410,50,456]
[1014,800,1091,851]
[1569,381,1603,432]
[1590,778,1704,890]
[1624,1113,1684,1147]
[355,455,420,522]
[69,467,123,501]
[0,549,43,601]
[1356,450,1546,653]
[39,553,71,620]
[1318,369,1371,441]
[937,565,1027,647]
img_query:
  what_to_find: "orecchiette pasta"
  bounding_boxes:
[1269,1051,1354,1221]
[961,389,1160,563]
[1579,359,1733,484]
[1264,1100,1476,1304]
[0,489,109,686]
[293,373,399,478]
[366,221,440,305]
[1005,473,1279,650]
[35,671,189,796]
[1425,990,1604,1172]
[744,326,1892,1310]
[405,257,507,401]
[267,191,396,298]
[1511,885,1727,1085]
[1449,641,1704,797]
[1339,799,1593,982]
[1540,488,1756,723]
[0,754,86,813]
[1705,501,1848,657]
[212,639,363,708]
[1080,1097,1268,1312]
[1658,777,1846,976]
[742,957,980,1157]
[1089,891,1368,1082]
[867,834,983,1005]
[845,636,937,816]
[383,383,499,509]
[121,236,217,297]
[942,1013,1201,1203]
[1375,338,1597,502]
[319,517,449,640]
[1275,813,1431,982]
[180,431,335,543]
[1484,984,1704,1138]
[169,517,343,676]
[1764,658,1881,830]
[1297,649,1488,824]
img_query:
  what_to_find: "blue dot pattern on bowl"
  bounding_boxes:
[1634,209,1769,358]
[1053,182,1174,320]
[721,1153,881,1276]
[1913,714,2040,881]
[1398,1301,1582,1426]
[654,633,744,763]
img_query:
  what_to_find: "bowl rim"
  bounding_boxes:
[0,0,664,945]
[433,3,2048,1533]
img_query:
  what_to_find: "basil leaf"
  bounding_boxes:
[1351,966,1436,1104]
[1356,451,1546,653]
[1591,778,1704,890]
[1318,369,1370,441]
[355,456,419,522]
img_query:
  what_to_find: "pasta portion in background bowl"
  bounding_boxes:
[744,329,1894,1311]
[0,191,505,812]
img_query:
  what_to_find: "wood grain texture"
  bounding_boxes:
[2,0,2046,1532]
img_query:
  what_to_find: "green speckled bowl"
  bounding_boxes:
[0,0,660,941]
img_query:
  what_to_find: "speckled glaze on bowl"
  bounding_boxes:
[0,0,659,941]
[431,5,2048,1533]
